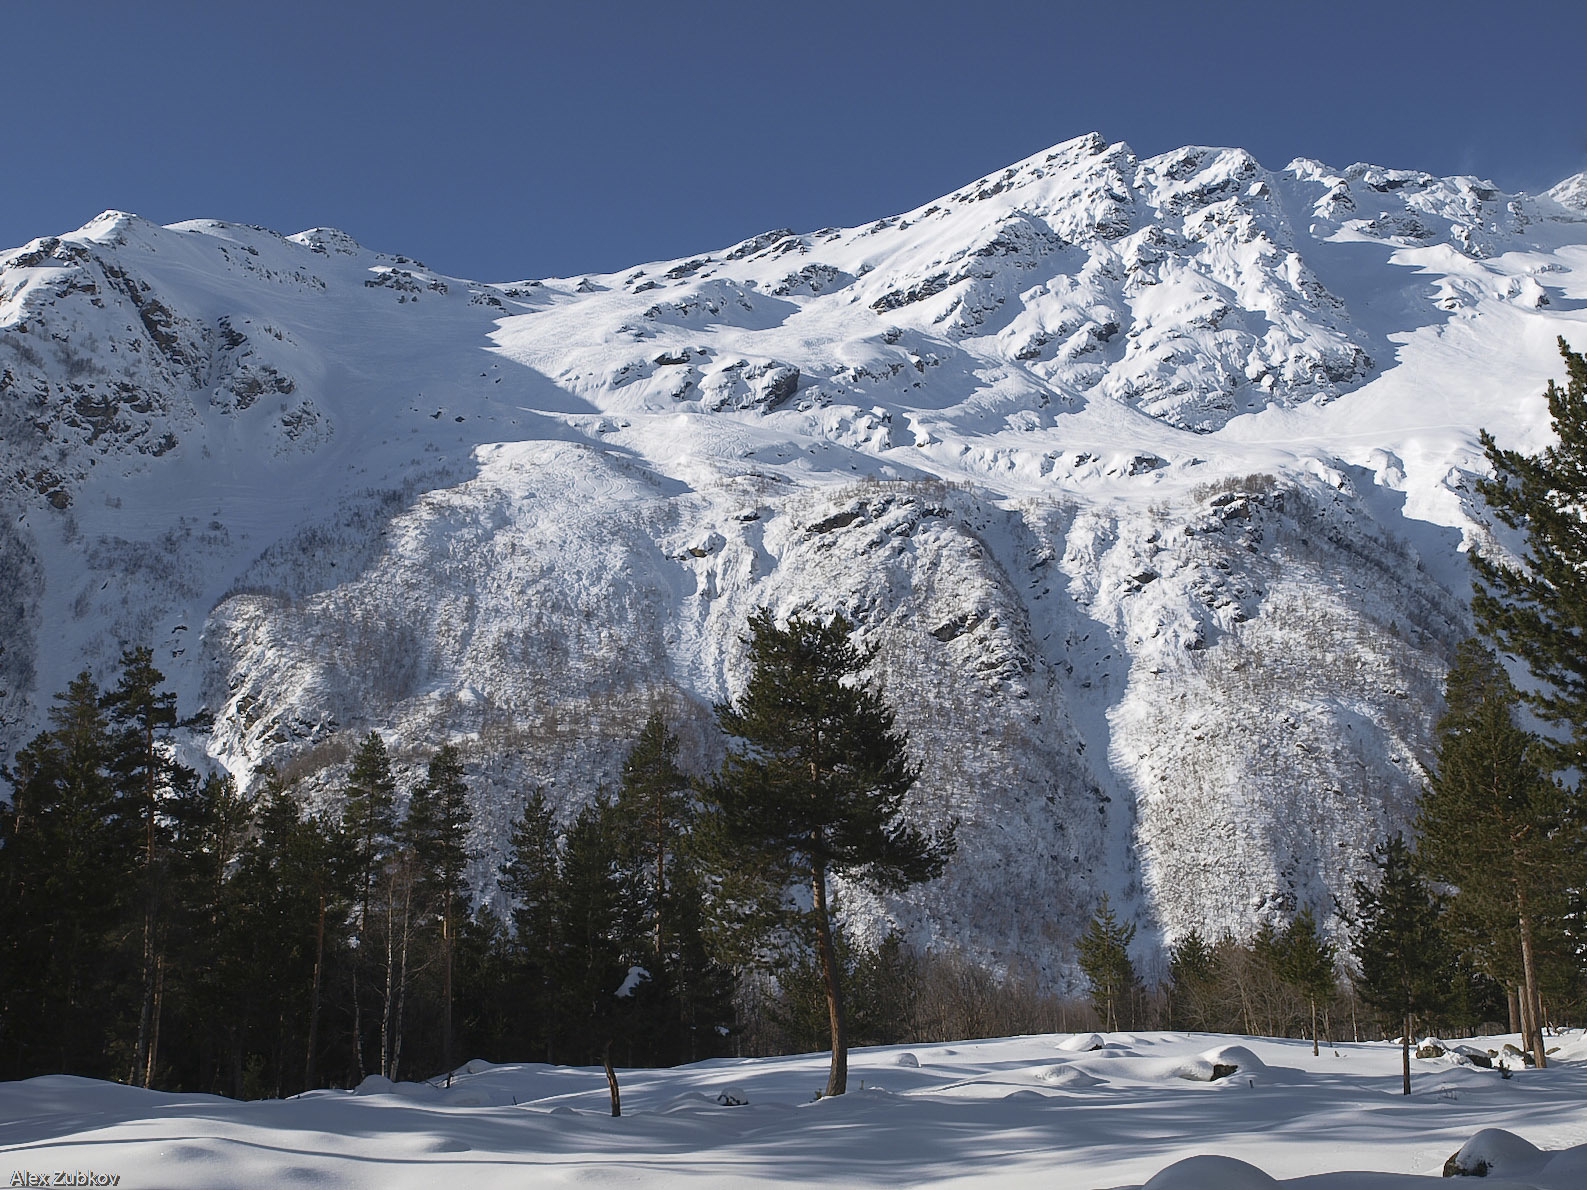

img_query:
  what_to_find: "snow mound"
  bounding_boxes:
[1171,1056,1240,1082]
[1199,1044,1266,1072]
[352,1075,440,1100]
[1057,1032,1107,1052]
[894,1052,920,1068]
[1031,1064,1104,1088]
[1440,1128,1587,1179]
[1142,1154,1279,1189]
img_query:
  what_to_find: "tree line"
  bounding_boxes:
[0,612,954,1099]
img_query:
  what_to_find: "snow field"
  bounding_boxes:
[5,1031,1587,1188]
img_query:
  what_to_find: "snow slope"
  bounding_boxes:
[4,1031,1587,1188]
[3,134,1587,974]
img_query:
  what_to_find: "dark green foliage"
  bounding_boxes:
[551,795,635,1062]
[1275,907,1337,1055]
[1417,640,1575,1066]
[403,744,474,1071]
[708,612,953,895]
[1473,338,1587,769]
[1351,834,1455,1095]
[341,731,397,1080]
[343,732,397,929]
[763,928,920,1052]
[1077,894,1141,1030]
[499,788,561,1062]
[608,714,734,1066]
[1167,928,1216,1030]
[0,672,127,1079]
[701,610,955,1095]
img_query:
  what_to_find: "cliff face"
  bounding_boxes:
[4,135,1584,976]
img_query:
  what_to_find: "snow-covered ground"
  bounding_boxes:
[5,1031,1586,1187]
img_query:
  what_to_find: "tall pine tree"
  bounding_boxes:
[500,788,562,1063]
[403,743,473,1072]
[342,732,397,1080]
[0,672,128,1079]
[1416,641,1572,1068]
[102,646,193,1088]
[1473,338,1587,770]
[1351,834,1453,1096]
[702,610,955,1096]
[1077,895,1141,1031]
[1277,907,1337,1057]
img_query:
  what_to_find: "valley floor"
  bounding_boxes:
[4,1031,1587,1188]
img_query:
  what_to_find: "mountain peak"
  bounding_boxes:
[1547,171,1587,212]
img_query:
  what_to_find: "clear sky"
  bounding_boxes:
[4,0,1584,281]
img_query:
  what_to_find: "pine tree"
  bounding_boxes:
[701,610,955,1096]
[1416,640,1573,1068]
[234,770,354,1093]
[342,731,397,1079]
[612,713,690,966]
[102,647,193,1088]
[609,713,734,1065]
[403,743,473,1072]
[1351,834,1454,1096]
[500,788,561,1063]
[553,795,635,1064]
[0,672,128,1079]
[1168,928,1216,1031]
[1078,895,1141,1031]
[1472,338,1587,770]
[1277,907,1337,1057]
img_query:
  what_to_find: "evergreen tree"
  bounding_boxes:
[701,610,955,1096]
[1277,907,1337,1057]
[231,770,354,1094]
[0,672,128,1079]
[1168,928,1216,1031]
[341,731,397,1079]
[403,743,473,1072]
[1416,640,1573,1068]
[1077,895,1141,1031]
[612,714,691,960]
[344,733,398,932]
[1351,834,1454,1096]
[1472,338,1587,770]
[102,646,193,1088]
[500,788,562,1063]
[553,795,636,1064]
[609,713,734,1066]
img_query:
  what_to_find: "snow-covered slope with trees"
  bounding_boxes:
[4,134,1586,978]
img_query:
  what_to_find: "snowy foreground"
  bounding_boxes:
[5,1033,1587,1188]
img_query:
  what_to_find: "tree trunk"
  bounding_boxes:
[603,1040,621,1117]
[441,900,454,1074]
[306,890,326,1090]
[1401,1013,1411,1096]
[144,950,165,1088]
[810,862,848,1097]
[1311,996,1319,1058]
[352,960,367,1081]
[1517,979,1535,1067]
[1507,985,1520,1035]
[391,872,413,1082]
[1515,884,1548,1069]
[381,885,395,1079]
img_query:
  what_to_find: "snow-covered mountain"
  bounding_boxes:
[4,133,1586,979]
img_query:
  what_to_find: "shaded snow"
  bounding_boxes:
[4,1031,1587,1187]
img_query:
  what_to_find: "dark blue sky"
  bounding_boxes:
[5,1,1584,281]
